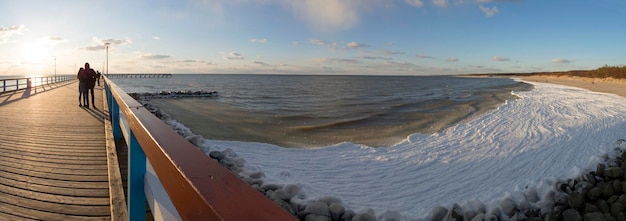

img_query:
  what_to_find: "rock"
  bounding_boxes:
[260,183,282,192]
[562,209,582,221]
[271,189,295,201]
[599,200,610,214]
[598,164,606,177]
[317,196,342,206]
[430,206,448,221]
[303,202,330,217]
[377,210,403,221]
[583,212,608,221]
[305,214,332,221]
[614,180,624,194]
[328,203,345,221]
[607,167,625,179]
[341,209,355,221]
[351,212,377,221]
[208,151,224,160]
[470,213,484,221]
[483,214,498,221]
[554,192,569,205]
[584,203,600,213]
[273,199,295,215]
[568,191,585,209]
[500,198,517,216]
[525,189,540,203]
[585,173,598,184]
[446,204,463,221]
[587,187,603,201]
[612,202,625,217]
[603,183,616,198]
[618,212,626,221]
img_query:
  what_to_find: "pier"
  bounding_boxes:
[0,77,295,220]
[106,74,172,79]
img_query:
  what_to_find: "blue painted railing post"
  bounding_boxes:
[111,95,122,141]
[128,131,147,220]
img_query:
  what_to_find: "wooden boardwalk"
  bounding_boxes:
[0,81,117,220]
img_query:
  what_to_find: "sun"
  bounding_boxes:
[21,41,50,63]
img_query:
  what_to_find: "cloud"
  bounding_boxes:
[0,25,23,37]
[153,36,160,40]
[310,39,329,45]
[80,37,132,51]
[405,0,424,7]
[492,56,510,61]
[223,52,244,60]
[447,57,459,62]
[475,0,523,2]
[345,41,370,49]
[249,38,268,43]
[181,59,197,62]
[384,61,414,66]
[142,54,171,59]
[253,61,269,66]
[433,0,448,7]
[417,55,434,59]
[320,57,361,64]
[290,0,360,31]
[361,56,392,60]
[479,5,499,17]
[382,50,406,55]
[551,58,575,64]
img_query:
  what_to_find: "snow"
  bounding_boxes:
[167,80,626,219]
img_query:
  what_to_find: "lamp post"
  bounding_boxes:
[105,43,110,77]
[54,56,57,81]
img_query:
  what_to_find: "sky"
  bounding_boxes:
[0,0,625,76]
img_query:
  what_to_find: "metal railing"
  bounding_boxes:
[103,76,296,220]
[0,75,74,93]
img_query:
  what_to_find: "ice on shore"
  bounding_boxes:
[163,81,626,219]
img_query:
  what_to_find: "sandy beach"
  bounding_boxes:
[517,75,626,97]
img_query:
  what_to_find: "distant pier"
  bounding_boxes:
[106,73,172,78]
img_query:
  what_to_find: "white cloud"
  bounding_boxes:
[417,55,434,59]
[0,25,23,37]
[433,0,448,7]
[249,38,268,43]
[310,39,329,45]
[382,50,406,55]
[223,52,244,60]
[479,5,499,17]
[551,58,575,64]
[384,61,414,66]
[492,56,510,61]
[253,61,269,66]
[291,0,359,31]
[447,57,459,62]
[142,54,171,59]
[345,41,370,49]
[361,56,392,60]
[319,57,361,64]
[405,0,424,7]
[153,36,160,40]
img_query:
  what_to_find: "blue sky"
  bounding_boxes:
[1,0,624,76]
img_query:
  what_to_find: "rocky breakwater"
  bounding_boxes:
[425,140,626,221]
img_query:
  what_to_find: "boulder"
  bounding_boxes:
[561,209,582,221]
[606,167,624,179]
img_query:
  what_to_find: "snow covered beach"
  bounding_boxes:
[142,78,626,220]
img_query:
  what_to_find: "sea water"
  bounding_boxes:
[113,74,531,147]
[111,75,626,218]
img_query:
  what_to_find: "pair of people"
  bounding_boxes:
[77,63,97,108]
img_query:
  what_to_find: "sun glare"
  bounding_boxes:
[21,42,50,63]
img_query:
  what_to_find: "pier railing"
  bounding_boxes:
[103,76,296,220]
[0,75,74,93]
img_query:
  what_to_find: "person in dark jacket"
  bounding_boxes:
[78,63,97,108]
[76,67,84,107]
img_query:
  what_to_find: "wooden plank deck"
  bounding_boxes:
[0,81,114,220]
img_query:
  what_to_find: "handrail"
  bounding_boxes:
[0,75,75,93]
[103,76,296,220]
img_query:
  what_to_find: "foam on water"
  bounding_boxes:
[158,80,626,219]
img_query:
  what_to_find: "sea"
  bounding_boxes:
[112,74,532,147]
[109,74,626,219]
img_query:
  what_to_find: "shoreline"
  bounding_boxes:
[512,75,626,98]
